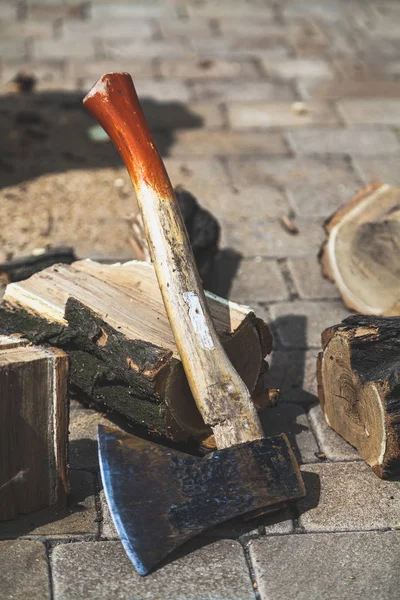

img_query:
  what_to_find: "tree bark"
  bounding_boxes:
[0,260,272,443]
[317,315,400,478]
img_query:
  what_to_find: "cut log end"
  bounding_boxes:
[320,183,400,316]
[318,316,400,478]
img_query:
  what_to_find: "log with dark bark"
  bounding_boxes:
[0,336,69,520]
[129,186,220,280]
[0,260,272,443]
[317,315,400,478]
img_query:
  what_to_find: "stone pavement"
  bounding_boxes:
[1,0,400,599]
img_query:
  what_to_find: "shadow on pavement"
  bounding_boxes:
[0,90,203,190]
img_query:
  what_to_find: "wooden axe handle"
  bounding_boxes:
[83,73,264,448]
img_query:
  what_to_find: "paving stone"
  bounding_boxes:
[1,61,65,86]
[351,155,400,186]
[266,349,320,405]
[0,38,27,61]
[260,402,319,464]
[190,36,290,58]
[91,2,177,19]
[0,471,98,540]
[163,157,230,202]
[298,462,400,532]
[283,1,344,23]
[192,80,295,102]
[52,539,255,599]
[227,101,339,130]
[227,156,361,217]
[338,98,400,125]
[27,1,86,20]
[228,258,289,303]
[62,18,155,40]
[68,59,155,81]
[159,57,258,80]
[298,78,400,100]
[250,531,400,600]
[262,58,334,81]
[186,4,274,19]
[213,185,291,221]
[158,18,214,40]
[123,78,191,103]
[0,21,54,40]
[308,404,360,461]
[167,130,289,157]
[104,39,189,59]
[0,541,51,600]
[268,300,351,348]
[69,407,124,470]
[34,39,97,60]
[287,257,341,299]
[220,218,325,258]
[287,127,400,156]
[99,489,118,539]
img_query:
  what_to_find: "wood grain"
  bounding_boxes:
[0,340,69,520]
[1,260,272,442]
[318,315,400,478]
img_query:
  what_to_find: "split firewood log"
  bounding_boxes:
[0,260,272,443]
[317,315,400,478]
[0,336,69,520]
[320,183,400,315]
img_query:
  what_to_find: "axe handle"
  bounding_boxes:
[83,73,264,449]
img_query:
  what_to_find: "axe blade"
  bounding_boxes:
[98,425,305,575]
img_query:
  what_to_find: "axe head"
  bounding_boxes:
[99,425,305,575]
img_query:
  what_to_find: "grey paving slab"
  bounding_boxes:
[298,78,400,100]
[227,101,339,130]
[268,300,351,348]
[52,540,256,600]
[192,80,295,103]
[250,531,400,600]
[287,127,400,156]
[227,258,289,304]
[351,155,400,186]
[287,257,341,299]
[298,462,400,532]
[220,218,325,258]
[261,58,334,80]
[338,98,400,125]
[163,157,230,203]
[226,156,361,217]
[0,540,51,600]
[159,57,258,80]
[69,406,122,470]
[266,349,320,405]
[308,404,360,461]
[260,402,319,464]
[208,185,290,222]
[166,130,289,157]
[0,471,98,540]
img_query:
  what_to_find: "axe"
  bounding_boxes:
[83,73,305,575]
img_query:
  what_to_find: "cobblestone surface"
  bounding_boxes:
[250,532,400,600]
[1,1,400,598]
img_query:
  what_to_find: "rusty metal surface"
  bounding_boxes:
[99,425,305,575]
